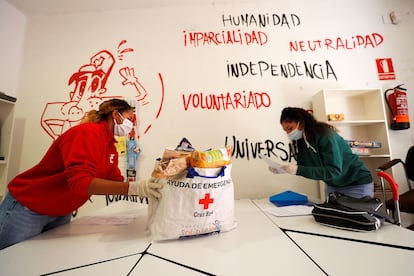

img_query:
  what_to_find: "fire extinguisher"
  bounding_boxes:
[384,84,410,130]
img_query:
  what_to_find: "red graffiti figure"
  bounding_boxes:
[40,41,164,140]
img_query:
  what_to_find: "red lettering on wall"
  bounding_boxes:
[182,91,271,111]
[289,33,384,52]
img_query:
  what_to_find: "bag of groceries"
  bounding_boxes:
[147,138,237,241]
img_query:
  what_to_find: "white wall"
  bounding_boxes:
[0,0,25,96]
[2,0,414,214]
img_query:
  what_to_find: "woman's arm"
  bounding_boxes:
[87,177,129,195]
[297,133,343,181]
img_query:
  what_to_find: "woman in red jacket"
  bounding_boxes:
[0,98,162,250]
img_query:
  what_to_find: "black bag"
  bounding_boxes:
[312,192,395,232]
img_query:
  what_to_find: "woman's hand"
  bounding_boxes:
[128,180,163,198]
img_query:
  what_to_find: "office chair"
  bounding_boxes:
[376,146,414,230]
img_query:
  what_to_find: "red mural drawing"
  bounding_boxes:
[40,40,164,140]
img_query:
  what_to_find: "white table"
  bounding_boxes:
[0,199,324,276]
[1,198,413,275]
[0,201,153,275]
[253,198,414,250]
[253,198,414,275]
[289,232,414,276]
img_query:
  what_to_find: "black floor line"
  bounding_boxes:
[282,231,329,276]
[282,228,414,251]
[39,252,141,275]
[144,252,216,276]
[128,243,215,276]
[252,199,414,276]
[125,243,151,276]
[252,201,329,275]
[39,243,216,276]
[253,200,414,251]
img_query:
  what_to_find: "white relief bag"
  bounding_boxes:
[147,164,237,241]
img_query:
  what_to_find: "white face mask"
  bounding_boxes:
[287,123,304,141]
[114,112,133,137]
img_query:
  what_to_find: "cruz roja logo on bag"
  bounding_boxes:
[195,193,214,218]
[199,193,214,209]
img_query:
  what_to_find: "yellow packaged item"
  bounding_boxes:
[190,146,232,168]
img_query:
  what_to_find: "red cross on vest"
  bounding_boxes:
[199,193,214,209]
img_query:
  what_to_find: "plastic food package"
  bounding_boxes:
[190,146,232,168]
[151,148,191,179]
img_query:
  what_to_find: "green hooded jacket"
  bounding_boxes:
[295,130,373,188]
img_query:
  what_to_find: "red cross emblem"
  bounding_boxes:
[199,193,214,209]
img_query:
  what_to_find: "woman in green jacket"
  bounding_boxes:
[271,107,373,198]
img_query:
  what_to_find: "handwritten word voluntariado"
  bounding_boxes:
[182,90,271,111]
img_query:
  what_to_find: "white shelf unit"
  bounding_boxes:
[312,88,393,198]
[0,98,16,201]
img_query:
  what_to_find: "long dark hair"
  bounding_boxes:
[280,107,337,139]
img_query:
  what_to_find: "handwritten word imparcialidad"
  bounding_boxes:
[183,30,268,47]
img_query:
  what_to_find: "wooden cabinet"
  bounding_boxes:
[312,88,393,199]
[0,98,16,201]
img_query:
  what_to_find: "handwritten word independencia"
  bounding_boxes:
[290,33,384,52]
[227,60,337,81]
[183,30,268,47]
[182,90,271,111]
[221,13,301,29]
[225,135,296,162]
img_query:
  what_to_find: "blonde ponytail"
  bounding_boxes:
[80,110,101,124]
[80,98,133,124]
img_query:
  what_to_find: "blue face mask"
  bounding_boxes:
[287,123,304,141]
